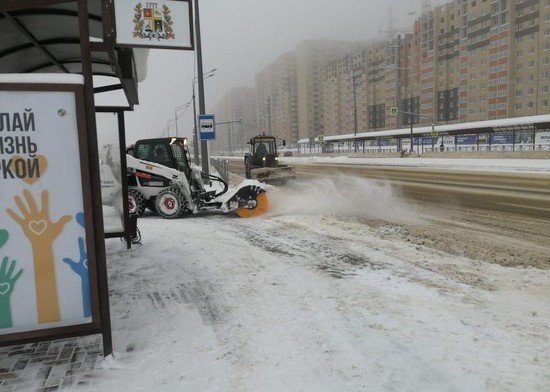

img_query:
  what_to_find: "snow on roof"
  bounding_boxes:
[0,73,84,85]
[297,114,550,144]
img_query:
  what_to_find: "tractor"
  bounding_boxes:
[244,134,295,183]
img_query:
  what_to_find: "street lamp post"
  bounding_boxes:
[351,72,361,153]
[215,119,242,155]
[174,101,191,138]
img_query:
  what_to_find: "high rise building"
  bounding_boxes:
[211,87,258,153]
[256,52,299,143]
[247,0,550,141]
[296,40,358,140]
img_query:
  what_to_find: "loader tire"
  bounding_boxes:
[155,187,186,219]
[128,189,146,217]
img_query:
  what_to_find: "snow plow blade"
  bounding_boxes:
[249,166,296,182]
[217,180,269,218]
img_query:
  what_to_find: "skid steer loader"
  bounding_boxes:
[126,137,268,219]
[244,135,295,183]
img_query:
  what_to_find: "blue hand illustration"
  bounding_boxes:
[63,237,91,318]
[76,212,85,229]
[0,257,24,329]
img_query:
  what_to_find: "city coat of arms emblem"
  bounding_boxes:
[133,2,175,41]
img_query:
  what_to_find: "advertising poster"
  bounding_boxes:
[490,133,513,145]
[535,131,550,145]
[97,113,124,234]
[456,135,477,145]
[0,87,94,335]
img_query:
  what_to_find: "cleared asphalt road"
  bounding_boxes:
[228,160,550,218]
[227,160,550,268]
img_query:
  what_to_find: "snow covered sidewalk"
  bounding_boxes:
[82,208,550,392]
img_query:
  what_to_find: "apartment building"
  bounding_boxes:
[512,0,550,116]
[295,40,356,140]
[211,87,258,153]
[256,52,299,143]
[246,0,550,141]
[321,48,369,135]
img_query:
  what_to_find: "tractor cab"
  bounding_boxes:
[244,135,295,182]
[131,137,191,175]
[247,135,284,167]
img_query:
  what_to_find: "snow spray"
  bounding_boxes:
[267,175,420,223]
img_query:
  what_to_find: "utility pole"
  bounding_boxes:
[266,98,272,136]
[352,72,359,153]
[396,34,402,130]
[228,122,232,155]
[192,86,200,164]
[194,0,209,177]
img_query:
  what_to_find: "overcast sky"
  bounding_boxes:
[96,0,439,143]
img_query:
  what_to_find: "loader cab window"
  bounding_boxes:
[135,142,174,168]
[170,142,190,172]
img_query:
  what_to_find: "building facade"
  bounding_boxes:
[241,0,550,143]
[211,87,258,153]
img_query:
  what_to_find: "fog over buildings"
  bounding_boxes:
[96,0,426,143]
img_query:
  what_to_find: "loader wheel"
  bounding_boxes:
[128,189,146,217]
[236,192,269,218]
[155,188,185,219]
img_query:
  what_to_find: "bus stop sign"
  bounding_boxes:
[199,114,216,141]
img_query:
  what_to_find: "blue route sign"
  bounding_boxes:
[199,114,216,141]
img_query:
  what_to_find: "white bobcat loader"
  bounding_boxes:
[126,137,268,219]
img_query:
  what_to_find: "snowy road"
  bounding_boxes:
[86,178,549,392]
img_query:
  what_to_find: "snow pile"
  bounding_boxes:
[279,156,550,173]
[268,175,420,223]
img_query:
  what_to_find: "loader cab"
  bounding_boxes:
[132,137,191,174]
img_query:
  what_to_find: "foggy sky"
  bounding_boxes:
[96,0,439,143]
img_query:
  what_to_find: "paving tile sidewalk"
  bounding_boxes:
[0,336,103,392]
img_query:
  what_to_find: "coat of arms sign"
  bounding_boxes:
[133,2,175,41]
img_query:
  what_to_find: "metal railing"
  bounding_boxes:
[211,158,230,183]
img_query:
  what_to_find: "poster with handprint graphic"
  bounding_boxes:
[0,82,94,336]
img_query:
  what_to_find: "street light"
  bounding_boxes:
[191,68,217,165]
[350,71,362,153]
[174,101,191,138]
[383,64,416,150]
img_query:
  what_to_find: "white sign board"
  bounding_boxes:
[535,131,550,145]
[114,0,193,50]
[0,88,92,334]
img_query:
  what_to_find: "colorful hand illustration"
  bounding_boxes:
[63,237,91,318]
[75,212,85,229]
[0,230,8,249]
[6,190,71,323]
[0,257,23,329]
